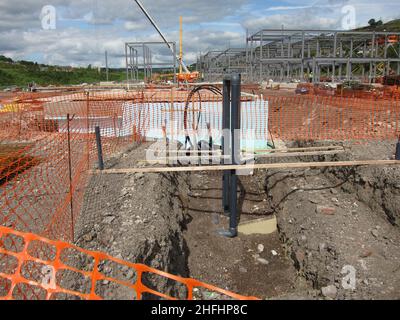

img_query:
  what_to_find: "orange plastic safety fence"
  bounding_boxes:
[0,226,259,300]
[1,90,400,245]
[265,95,400,141]
[0,88,399,299]
[296,83,400,101]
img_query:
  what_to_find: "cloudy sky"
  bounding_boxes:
[0,0,399,67]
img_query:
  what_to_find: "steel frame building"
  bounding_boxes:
[198,29,400,83]
[125,41,178,84]
[198,48,247,82]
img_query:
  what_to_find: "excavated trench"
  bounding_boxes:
[262,140,400,299]
[72,143,192,299]
[72,140,400,300]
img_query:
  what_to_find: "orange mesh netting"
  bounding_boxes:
[1,88,400,300]
[1,90,399,240]
[0,226,258,300]
[266,95,400,141]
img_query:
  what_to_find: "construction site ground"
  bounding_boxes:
[71,137,400,300]
[3,84,400,300]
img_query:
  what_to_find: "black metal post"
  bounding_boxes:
[95,126,105,170]
[396,136,400,160]
[229,74,241,237]
[222,77,231,214]
[207,122,213,164]
[220,73,241,238]
[67,114,74,242]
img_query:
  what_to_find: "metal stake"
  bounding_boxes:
[95,126,104,171]
[220,73,241,238]
[67,114,74,242]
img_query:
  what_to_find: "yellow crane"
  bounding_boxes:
[133,0,199,83]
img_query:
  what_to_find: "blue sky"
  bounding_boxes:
[0,0,399,67]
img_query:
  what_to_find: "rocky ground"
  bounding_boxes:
[180,139,400,300]
[183,172,315,300]
[73,142,191,299]
[69,138,400,300]
[263,140,400,299]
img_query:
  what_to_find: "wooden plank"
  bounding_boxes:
[243,145,345,153]
[148,146,343,155]
[142,149,344,164]
[142,155,230,165]
[93,160,400,175]
[146,149,222,155]
[249,149,345,159]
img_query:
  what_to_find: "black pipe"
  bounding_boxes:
[229,74,241,237]
[219,73,241,238]
[67,114,74,242]
[95,126,104,171]
[396,136,400,160]
[222,78,231,214]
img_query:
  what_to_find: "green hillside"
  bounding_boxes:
[0,56,126,88]
[356,18,400,32]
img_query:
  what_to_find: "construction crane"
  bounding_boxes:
[133,0,199,83]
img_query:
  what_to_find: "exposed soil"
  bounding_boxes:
[262,140,400,299]
[74,142,191,299]
[183,172,314,300]
[72,139,400,300]
[180,139,400,300]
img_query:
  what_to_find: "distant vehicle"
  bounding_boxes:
[3,86,19,92]
[368,35,399,46]
[28,82,37,92]
[178,71,200,83]
[295,87,309,95]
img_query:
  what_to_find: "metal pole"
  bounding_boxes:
[105,50,109,82]
[301,32,305,82]
[95,126,104,171]
[220,73,241,238]
[260,32,263,82]
[86,92,90,170]
[67,114,74,242]
[222,77,231,214]
[229,73,241,238]
[245,29,249,81]
[173,43,177,84]
[332,32,337,82]
[125,44,129,89]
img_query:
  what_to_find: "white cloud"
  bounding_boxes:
[0,0,398,67]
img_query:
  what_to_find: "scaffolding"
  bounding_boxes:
[198,49,247,82]
[125,41,178,84]
[199,30,400,84]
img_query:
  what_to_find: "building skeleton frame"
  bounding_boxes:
[198,30,400,83]
[125,41,178,84]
